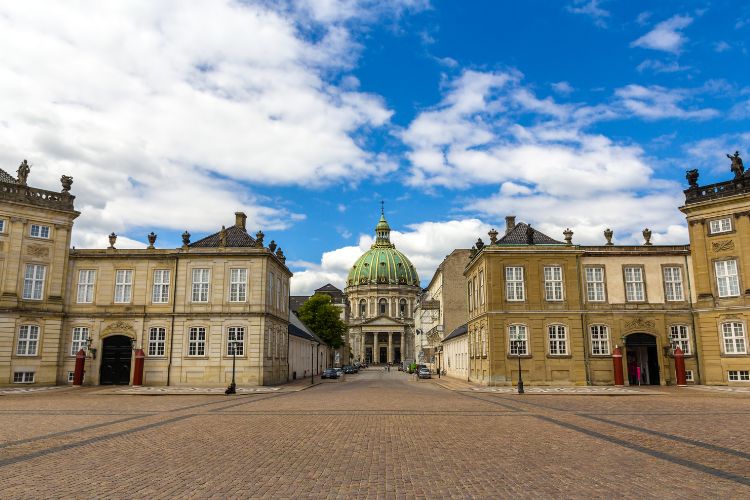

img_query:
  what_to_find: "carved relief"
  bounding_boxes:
[101,320,136,337]
[624,317,655,332]
[26,244,49,258]
[712,239,735,252]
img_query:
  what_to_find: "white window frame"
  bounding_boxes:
[585,267,606,302]
[152,269,170,304]
[70,327,89,356]
[29,224,50,239]
[114,269,133,304]
[481,327,487,357]
[227,326,245,356]
[505,267,525,302]
[624,266,645,302]
[188,327,206,356]
[722,322,747,354]
[508,324,528,355]
[544,265,564,301]
[23,264,46,300]
[715,260,740,298]
[709,217,732,234]
[13,372,35,383]
[76,270,96,304]
[548,324,568,355]
[229,268,247,302]
[479,270,485,305]
[663,266,684,302]
[728,370,750,381]
[468,280,474,311]
[669,325,691,355]
[148,327,166,357]
[0,219,5,233]
[191,268,210,303]
[16,325,40,356]
[590,325,610,355]
[685,370,694,382]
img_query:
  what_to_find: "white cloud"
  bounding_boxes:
[0,1,421,246]
[566,0,610,28]
[631,14,693,53]
[551,81,574,95]
[614,85,719,120]
[636,59,691,73]
[683,133,750,176]
[289,218,489,294]
[714,41,731,52]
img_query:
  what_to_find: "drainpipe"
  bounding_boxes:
[685,253,702,384]
[166,254,179,386]
[577,254,592,385]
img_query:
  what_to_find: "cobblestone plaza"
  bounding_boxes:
[1,369,749,498]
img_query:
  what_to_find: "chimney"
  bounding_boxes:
[505,216,516,235]
[235,212,247,231]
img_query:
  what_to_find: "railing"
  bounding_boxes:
[684,178,750,204]
[0,181,75,210]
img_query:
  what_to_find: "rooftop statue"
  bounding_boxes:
[17,159,30,186]
[728,151,744,179]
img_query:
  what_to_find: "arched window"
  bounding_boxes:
[399,298,407,317]
[379,298,387,315]
[359,299,367,318]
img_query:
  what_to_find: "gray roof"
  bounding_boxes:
[496,222,564,245]
[190,225,256,248]
[288,311,326,345]
[289,296,309,314]
[0,168,18,184]
[315,283,343,293]
[442,323,467,342]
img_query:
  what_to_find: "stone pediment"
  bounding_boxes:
[360,315,405,327]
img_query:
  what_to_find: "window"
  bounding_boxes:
[399,298,407,317]
[505,267,525,301]
[669,325,691,355]
[709,217,732,234]
[148,327,166,357]
[70,327,88,356]
[508,324,528,355]
[473,277,478,309]
[266,326,272,358]
[76,270,96,303]
[379,298,387,315]
[663,267,684,301]
[479,270,485,305]
[468,280,474,311]
[23,264,46,300]
[29,224,50,239]
[359,299,367,318]
[590,325,610,355]
[715,260,740,298]
[67,371,75,383]
[267,272,274,305]
[481,328,487,357]
[0,219,5,232]
[276,276,281,308]
[229,268,247,302]
[544,266,564,301]
[685,370,694,382]
[728,370,750,381]
[585,267,606,302]
[13,372,34,383]
[227,327,245,356]
[152,270,170,304]
[722,322,747,354]
[191,268,210,302]
[114,270,133,303]
[624,266,645,302]
[188,327,206,356]
[16,325,39,356]
[548,325,568,355]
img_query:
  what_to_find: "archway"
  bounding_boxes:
[100,335,133,385]
[624,333,660,385]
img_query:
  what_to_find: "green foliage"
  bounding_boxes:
[297,293,346,349]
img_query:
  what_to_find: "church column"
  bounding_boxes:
[373,333,379,364]
[400,332,405,364]
[361,333,366,362]
[388,332,393,363]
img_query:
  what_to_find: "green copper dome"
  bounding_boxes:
[347,211,420,287]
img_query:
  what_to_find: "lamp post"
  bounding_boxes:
[225,339,237,395]
[311,343,315,385]
[517,350,524,394]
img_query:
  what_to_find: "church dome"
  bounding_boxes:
[347,211,420,287]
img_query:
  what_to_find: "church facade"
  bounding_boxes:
[0,163,291,386]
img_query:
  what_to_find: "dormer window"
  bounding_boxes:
[30,224,50,239]
[709,217,732,234]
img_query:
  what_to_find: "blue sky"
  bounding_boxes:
[1,1,749,293]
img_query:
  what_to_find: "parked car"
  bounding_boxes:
[417,367,431,379]
[321,369,339,379]
[343,365,357,374]
[334,367,344,378]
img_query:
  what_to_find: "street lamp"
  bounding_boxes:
[517,350,524,394]
[225,339,237,395]
[85,335,97,359]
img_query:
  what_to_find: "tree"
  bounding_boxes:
[297,293,346,350]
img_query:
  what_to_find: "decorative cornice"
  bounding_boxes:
[623,317,656,332]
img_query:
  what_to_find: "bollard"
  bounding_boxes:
[73,348,86,386]
[674,346,687,386]
[132,348,145,386]
[612,346,624,386]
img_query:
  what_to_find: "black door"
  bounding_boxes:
[379,346,387,364]
[625,333,660,385]
[100,335,132,385]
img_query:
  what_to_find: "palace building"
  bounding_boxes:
[464,153,750,386]
[0,162,291,386]
[345,209,420,365]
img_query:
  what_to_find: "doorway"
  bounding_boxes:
[100,335,133,385]
[365,347,372,364]
[625,333,660,385]
[394,347,401,364]
[379,346,387,364]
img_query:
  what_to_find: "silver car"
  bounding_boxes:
[417,367,431,379]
